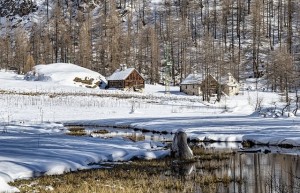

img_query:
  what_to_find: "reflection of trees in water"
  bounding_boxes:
[264,154,300,193]
[171,162,196,177]
[235,153,300,193]
[169,152,300,193]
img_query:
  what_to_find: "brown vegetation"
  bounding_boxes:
[10,149,237,193]
[67,126,86,136]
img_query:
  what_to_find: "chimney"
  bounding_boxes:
[120,64,127,71]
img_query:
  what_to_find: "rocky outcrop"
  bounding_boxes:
[171,131,194,160]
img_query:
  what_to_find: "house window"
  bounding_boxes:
[186,85,187,89]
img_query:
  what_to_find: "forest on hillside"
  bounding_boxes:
[0,0,300,94]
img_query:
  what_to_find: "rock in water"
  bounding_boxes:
[171,131,193,160]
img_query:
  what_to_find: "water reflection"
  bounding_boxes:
[171,153,300,193]
[80,126,300,192]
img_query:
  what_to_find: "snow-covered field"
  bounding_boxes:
[0,64,299,192]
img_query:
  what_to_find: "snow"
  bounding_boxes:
[25,63,107,88]
[0,123,168,192]
[181,73,203,85]
[107,67,137,81]
[181,73,239,87]
[0,63,300,192]
[151,0,164,4]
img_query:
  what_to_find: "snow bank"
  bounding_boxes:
[25,63,107,88]
[0,178,19,193]
[0,124,169,192]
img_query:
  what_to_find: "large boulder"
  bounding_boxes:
[171,131,194,160]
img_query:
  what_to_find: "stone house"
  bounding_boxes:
[180,74,202,96]
[180,73,240,96]
[219,73,240,96]
[180,73,203,96]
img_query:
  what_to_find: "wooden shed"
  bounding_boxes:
[107,65,145,92]
[201,74,221,96]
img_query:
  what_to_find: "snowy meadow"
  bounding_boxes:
[0,66,300,192]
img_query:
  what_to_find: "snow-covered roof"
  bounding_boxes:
[181,73,239,87]
[181,73,203,85]
[219,73,239,86]
[107,67,137,81]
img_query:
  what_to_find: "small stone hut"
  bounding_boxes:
[219,73,240,96]
[180,74,203,96]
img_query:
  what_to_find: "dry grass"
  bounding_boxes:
[125,134,146,142]
[91,129,109,134]
[73,77,94,85]
[10,151,240,193]
[192,146,233,160]
[73,77,99,88]
[66,126,86,136]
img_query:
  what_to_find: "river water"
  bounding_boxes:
[174,152,300,193]
[81,126,300,193]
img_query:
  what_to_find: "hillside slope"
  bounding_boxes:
[0,0,299,90]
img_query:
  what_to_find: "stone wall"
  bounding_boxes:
[180,84,201,96]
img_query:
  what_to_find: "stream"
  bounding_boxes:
[68,126,300,193]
